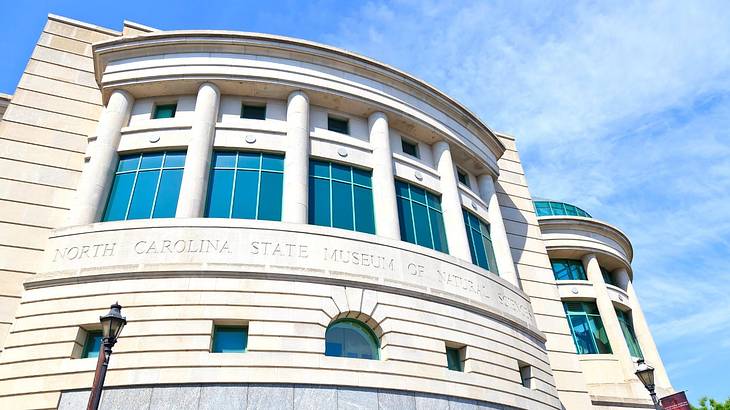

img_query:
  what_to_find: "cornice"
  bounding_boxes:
[537,215,634,263]
[91,31,506,163]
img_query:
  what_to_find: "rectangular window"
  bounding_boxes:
[308,160,375,234]
[550,259,587,281]
[102,152,186,221]
[241,104,266,120]
[153,103,177,119]
[518,363,533,388]
[212,326,248,353]
[446,346,463,372]
[395,180,448,253]
[616,309,643,359]
[401,139,419,158]
[601,267,616,286]
[457,169,470,188]
[205,151,284,220]
[463,210,499,274]
[327,116,349,134]
[82,330,103,359]
[564,302,612,355]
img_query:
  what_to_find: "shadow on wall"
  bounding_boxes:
[494,180,530,283]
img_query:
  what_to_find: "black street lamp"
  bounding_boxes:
[635,359,662,409]
[86,302,127,410]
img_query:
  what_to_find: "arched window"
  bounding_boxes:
[324,319,379,360]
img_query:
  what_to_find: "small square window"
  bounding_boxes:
[212,326,248,353]
[519,363,533,389]
[328,116,349,134]
[153,103,177,119]
[401,139,419,158]
[82,330,103,359]
[446,346,464,372]
[457,169,470,188]
[241,104,266,120]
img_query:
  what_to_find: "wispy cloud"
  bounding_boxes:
[331,0,730,402]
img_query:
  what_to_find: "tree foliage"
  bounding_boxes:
[691,397,730,410]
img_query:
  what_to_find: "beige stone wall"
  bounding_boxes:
[495,134,595,409]
[0,94,10,120]
[0,277,559,409]
[0,16,118,350]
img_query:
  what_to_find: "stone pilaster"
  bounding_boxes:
[281,91,310,223]
[432,140,471,261]
[368,112,400,239]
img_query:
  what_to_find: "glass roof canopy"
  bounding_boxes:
[534,200,591,218]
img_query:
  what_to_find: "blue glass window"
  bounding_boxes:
[212,326,248,353]
[551,259,587,281]
[463,210,499,274]
[457,169,470,188]
[564,302,612,355]
[153,103,177,119]
[446,346,463,371]
[533,200,591,218]
[601,267,616,286]
[308,160,375,234]
[102,152,185,221]
[616,309,643,359]
[205,151,284,220]
[325,319,379,360]
[395,180,448,253]
[82,330,103,359]
[327,117,349,134]
[241,104,266,120]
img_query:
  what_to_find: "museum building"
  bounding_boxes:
[0,15,673,410]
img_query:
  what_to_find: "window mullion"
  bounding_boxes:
[123,154,142,220]
[254,153,263,220]
[148,153,166,219]
[228,153,238,218]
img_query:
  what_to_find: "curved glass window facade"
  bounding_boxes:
[308,160,375,234]
[551,259,587,281]
[534,200,591,218]
[564,302,612,355]
[103,151,186,221]
[325,319,379,360]
[463,210,498,274]
[395,180,448,253]
[616,309,643,359]
[205,151,284,220]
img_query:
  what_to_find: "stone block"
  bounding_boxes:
[99,387,152,410]
[198,384,247,410]
[337,386,377,410]
[378,389,416,410]
[247,384,293,410]
[449,397,477,410]
[414,392,449,410]
[149,385,201,410]
[293,384,337,409]
[57,390,90,410]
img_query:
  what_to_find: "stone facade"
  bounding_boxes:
[0,14,671,410]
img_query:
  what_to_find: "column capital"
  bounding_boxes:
[288,90,309,103]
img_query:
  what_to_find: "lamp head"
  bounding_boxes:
[100,302,126,343]
[635,359,656,390]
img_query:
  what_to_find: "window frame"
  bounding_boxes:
[550,259,588,281]
[81,330,103,359]
[456,168,470,188]
[401,138,419,158]
[240,103,267,120]
[564,301,613,355]
[327,116,350,135]
[308,159,375,234]
[324,318,380,360]
[211,325,249,353]
[102,151,186,222]
[152,103,177,119]
[204,151,284,221]
[395,179,448,253]
[616,309,643,359]
[463,209,499,274]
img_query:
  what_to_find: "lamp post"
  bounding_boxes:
[86,302,127,410]
[635,359,662,409]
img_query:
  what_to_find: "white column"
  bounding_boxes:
[477,174,518,286]
[616,268,673,391]
[281,91,310,223]
[176,82,220,218]
[432,140,471,261]
[368,112,400,240]
[68,89,134,225]
[583,254,636,379]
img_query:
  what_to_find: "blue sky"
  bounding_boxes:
[2,0,729,404]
